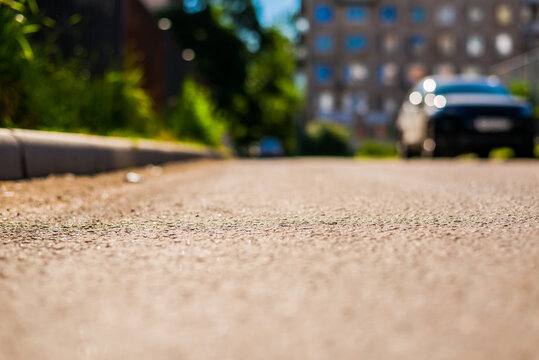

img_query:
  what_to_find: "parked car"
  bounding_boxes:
[249,137,284,158]
[396,75,536,158]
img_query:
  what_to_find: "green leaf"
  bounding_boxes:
[26,0,39,15]
[0,0,25,12]
[21,24,41,34]
[16,34,34,60]
[69,14,82,25]
[43,17,56,27]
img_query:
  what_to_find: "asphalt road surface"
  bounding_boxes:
[1,159,538,360]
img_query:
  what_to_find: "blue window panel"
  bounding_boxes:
[346,35,368,52]
[346,6,368,23]
[409,35,425,53]
[343,64,369,84]
[315,35,333,53]
[315,4,334,24]
[315,65,333,83]
[377,67,384,82]
[410,6,426,24]
[377,63,399,85]
[343,67,353,84]
[380,5,398,24]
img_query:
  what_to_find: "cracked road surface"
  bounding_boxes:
[1,159,538,360]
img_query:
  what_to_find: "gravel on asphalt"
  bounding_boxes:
[0,159,538,360]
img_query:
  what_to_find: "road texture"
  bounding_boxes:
[0,159,538,360]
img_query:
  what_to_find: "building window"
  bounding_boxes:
[343,63,369,84]
[434,63,456,76]
[467,6,484,24]
[436,5,456,26]
[496,4,513,26]
[437,34,456,56]
[384,97,398,114]
[467,35,485,57]
[380,5,398,25]
[315,64,333,83]
[315,35,333,53]
[381,33,398,55]
[346,35,368,52]
[409,35,426,55]
[318,92,334,113]
[378,63,399,86]
[521,4,539,24]
[343,93,369,115]
[496,33,513,56]
[521,6,532,23]
[314,4,334,24]
[406,63,427,84]
[531,4,539,22]
[410,6,426,24]
[346,6,368,23]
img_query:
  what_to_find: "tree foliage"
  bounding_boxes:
[1,0,302,150]
[160,0,302,153]
[166,78,226,147]
[244,28,302,152]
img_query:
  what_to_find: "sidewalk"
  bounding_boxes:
[0,128,222,180]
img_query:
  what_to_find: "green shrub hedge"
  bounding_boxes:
[356,140,398,158]
[166,79,226,147]
[301,121,352,156]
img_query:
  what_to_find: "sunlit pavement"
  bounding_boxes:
[1,159,538,360]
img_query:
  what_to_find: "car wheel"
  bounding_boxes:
[421,123,444,158]
[398,143,420,158]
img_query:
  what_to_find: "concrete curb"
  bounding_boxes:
[0,129,24,180]
[0,129,222,180]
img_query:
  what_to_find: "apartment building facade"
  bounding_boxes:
[301,0,537,139]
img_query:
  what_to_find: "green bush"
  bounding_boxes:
[82,68,158,136]
[301,121,352,156]
[165,78,225,147]
[509,81,530,100]
[10,61,158,137]
[0,1,40,127]
[489,147,515,159]
[1,2,158,138]
[356,140,398,158]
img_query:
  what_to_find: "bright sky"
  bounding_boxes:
[254,0,301,27]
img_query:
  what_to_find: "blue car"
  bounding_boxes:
[258,137,284,157]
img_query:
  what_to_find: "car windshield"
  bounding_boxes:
[436,83,509,95]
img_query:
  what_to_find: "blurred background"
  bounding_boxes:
[1,0,538,157]
[299,0,539,158]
